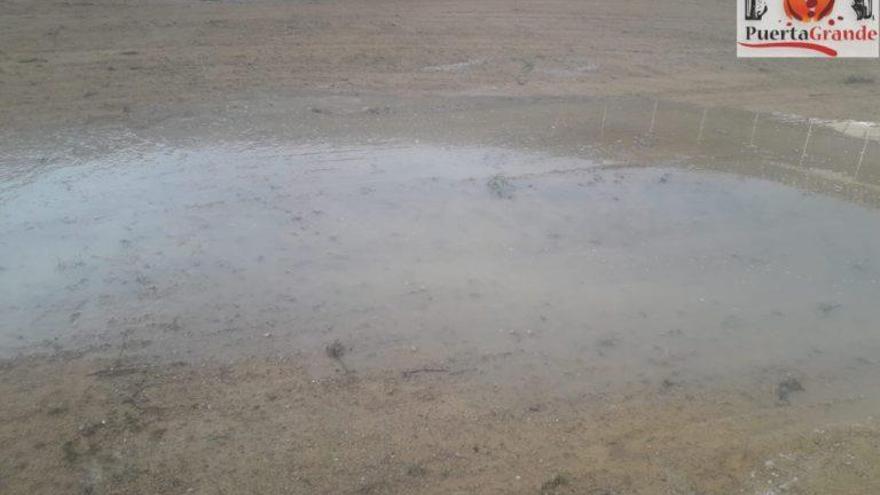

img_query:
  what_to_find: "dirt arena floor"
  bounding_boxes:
[2,0,880,133]
[2,1,880,494]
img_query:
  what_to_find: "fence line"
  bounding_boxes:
[581,97,877,189]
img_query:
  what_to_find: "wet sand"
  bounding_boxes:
[2,116,880,493]
[3,351,879,494]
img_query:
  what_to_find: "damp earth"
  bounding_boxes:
[2,138,880,494]
[3,0,880,491]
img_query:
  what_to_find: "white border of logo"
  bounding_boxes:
[738,0,879,58]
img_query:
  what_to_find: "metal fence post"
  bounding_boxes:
[855,128,871,181]
[799,118,813,168]
[748,112,760,148]
[696,107,708,144]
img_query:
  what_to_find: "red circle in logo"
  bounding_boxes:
[784,0,836,22]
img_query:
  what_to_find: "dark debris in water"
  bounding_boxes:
[486,174,515,199]
[325,339,346,360]
[776,377,804,403]
[816,302,842,317]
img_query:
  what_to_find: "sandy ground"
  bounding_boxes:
[3,1,880,494]
[2,0,880,135]
[3,351,880,495]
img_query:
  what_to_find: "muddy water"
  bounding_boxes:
[3,141,880,404]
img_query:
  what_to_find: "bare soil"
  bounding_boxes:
[2,1,880,494]
[2,0,880,134]
[4,351,879,495]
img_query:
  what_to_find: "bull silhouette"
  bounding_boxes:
[852,0,874,20]
[745,0,769,20]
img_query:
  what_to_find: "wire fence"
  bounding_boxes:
[2,96,878,201]
[550,96,880,189]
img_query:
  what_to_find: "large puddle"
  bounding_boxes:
[4,138,880,493]
[2,142,880,401]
